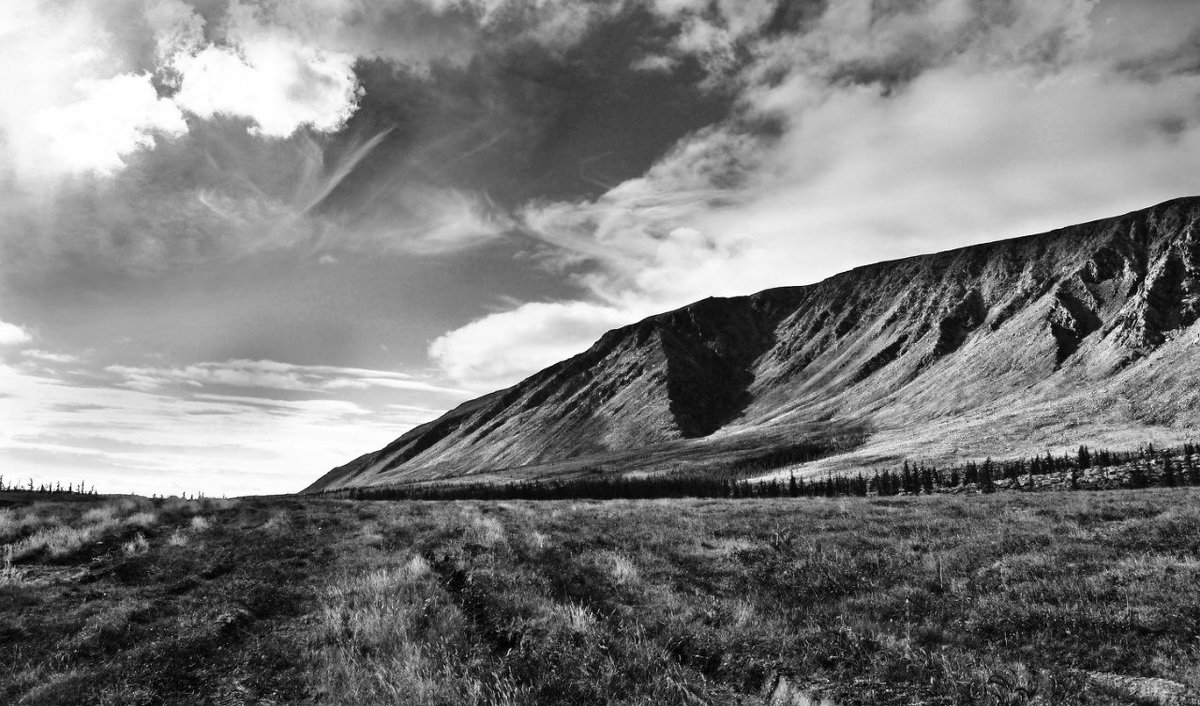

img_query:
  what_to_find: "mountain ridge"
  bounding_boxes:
[306,196,1200,492]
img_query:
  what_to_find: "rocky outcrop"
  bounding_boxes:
[308,197,1200,492]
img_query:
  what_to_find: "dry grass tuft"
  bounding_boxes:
[125,512,158,529]
[606,552,640,585]
[122,533,149,556]
[12,525,102,560]
[81,506,118,524]
[556,602,596,635]
[464,515,506,547]
[0,544,24,585]
[2,498,165,562]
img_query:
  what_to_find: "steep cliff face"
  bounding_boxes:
[308,197,1200,492]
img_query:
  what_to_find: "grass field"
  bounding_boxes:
[3,489,1200,704]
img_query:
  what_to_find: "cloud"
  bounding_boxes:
[631,54,678,72]
[0,360,441,495]
[22,350,80,364]
[169,2,362,138]
[0,0,365,190]
[430,0,1200,389]
[105,358,470,395]
[0,0,728,281]
[0,1,186,183]
[429,300,635,389]
[0,319,31,346]
[38,72,188,176]
[334,187,513,255]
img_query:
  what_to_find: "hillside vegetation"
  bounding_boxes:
[3,490,1200,704]
[312,197,1200,491]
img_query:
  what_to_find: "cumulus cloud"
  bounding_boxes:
[170,2,362,138]
[0,319,32,346]
[39,72,188,175]
[429,301,635,389]
[0,0,365,189]
[0,1,186,183]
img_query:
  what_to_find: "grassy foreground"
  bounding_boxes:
[3,490,1200,704]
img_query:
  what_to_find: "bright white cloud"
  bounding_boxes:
[429,301,636,389]
[39,72,188,175]
[0,0,363,187]
[170,3,361,138]
[0,319,31,346]
[0,1,185,182]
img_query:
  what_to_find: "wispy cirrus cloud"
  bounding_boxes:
[104,358,470,395]
[0,357,457,496]
[22,349,80,364]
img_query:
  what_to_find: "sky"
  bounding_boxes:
[2,0,1200,496]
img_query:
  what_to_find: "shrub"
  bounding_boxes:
[122,533,149,556]
[125,512,158,529]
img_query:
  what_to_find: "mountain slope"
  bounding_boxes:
[307,196,1200,492]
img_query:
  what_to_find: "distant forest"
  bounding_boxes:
[327,442,1200,502]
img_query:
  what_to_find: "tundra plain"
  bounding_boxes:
[4,489,1200,705]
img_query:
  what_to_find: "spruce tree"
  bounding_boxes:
[1130,462,1150,489]
[980,462,995,493]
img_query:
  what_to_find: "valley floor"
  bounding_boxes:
[3,490,1200,705]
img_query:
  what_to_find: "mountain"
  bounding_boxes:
[306,196,1200,492]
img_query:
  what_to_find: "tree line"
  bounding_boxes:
[325,441,1200,503]
[0,476,98,496]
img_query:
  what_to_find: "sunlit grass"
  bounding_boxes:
[3,490,1198,705]
[304,490,1200,704]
